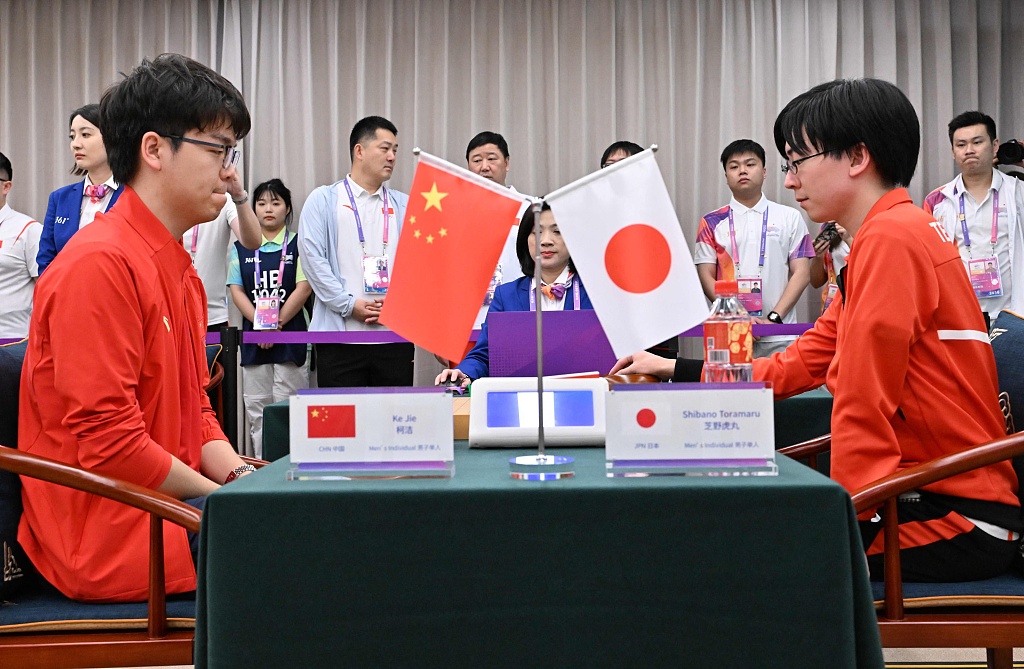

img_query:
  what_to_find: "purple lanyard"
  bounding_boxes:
[728,206,769,276]
[190,226,199,255]
[253,230,290,289]
[958,189,999,253]
[529,276,580,311]
[343,178,390,254]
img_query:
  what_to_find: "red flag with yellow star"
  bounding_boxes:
[380,151,527,361]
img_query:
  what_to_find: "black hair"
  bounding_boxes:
[948,111,997,145]
[252,178,294,227]
[349,116,398,161]
[600,141,643,168]
[720,139,766,170]
[516,202,576,277]
[998,140,1024,165]
[99,53,251,186]
[0,152,11,181]
[773,78,919,188]
[68,103,103,176]
[466,131,509,160]
[68,103,102,130]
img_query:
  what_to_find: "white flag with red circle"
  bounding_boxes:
[545,149,707,357]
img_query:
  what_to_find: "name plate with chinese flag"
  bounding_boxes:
[605,383,776,477]
[288,388,454,479]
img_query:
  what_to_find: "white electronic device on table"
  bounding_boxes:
[468,377,607,448]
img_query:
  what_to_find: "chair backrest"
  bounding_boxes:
[989,310,1024,502]
[991,310,1024,434]
[0,339,26,446]
[0,339,32,597]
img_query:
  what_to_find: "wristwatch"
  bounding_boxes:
[766,311,783,324]
[224,463,256,483]
[231,191,249,205]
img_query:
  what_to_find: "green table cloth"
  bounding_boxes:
[195,444,881,668]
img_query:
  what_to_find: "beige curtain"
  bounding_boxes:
[2,0,1022,305]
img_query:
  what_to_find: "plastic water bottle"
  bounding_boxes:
[703,280,753,383]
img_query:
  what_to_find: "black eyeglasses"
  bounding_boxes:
[162,135,240,169]
[780,149,834,175]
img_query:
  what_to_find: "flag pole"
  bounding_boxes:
[532,199,546,460]
[506,197,574,480]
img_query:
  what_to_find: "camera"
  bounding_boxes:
[814,222,839,247]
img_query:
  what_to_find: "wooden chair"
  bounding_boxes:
[0,338,263,668]
[0,445,200,668]
[780,433,1024,669]
[0,447,267,669]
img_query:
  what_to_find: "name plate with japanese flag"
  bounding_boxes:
[287,388,454,479]
[605,383,776,477]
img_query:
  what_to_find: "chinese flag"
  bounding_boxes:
[380,152,527,361]
[307,405,356,439]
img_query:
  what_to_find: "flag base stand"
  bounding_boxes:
[508,454,574,481]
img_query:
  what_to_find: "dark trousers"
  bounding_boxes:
[183,496,207,566]
[315,342,415,387]
[860,493,1018,582]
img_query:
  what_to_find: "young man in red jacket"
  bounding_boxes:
[613,78,1019,582]
[18,54,255,602]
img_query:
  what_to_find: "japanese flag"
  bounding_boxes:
[545,149,707,357]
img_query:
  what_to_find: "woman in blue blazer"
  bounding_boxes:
[436,202,594,386]
[38,104,124,274]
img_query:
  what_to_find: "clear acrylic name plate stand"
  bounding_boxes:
[286,388,455,480]
[604,382,777,477]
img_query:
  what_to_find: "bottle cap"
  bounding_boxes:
[714,280,738,295]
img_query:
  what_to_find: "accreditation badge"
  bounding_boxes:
[823,283,839,312]
[968,256,1003,298]
[362,255,390,294]
[254,296,281,330]
[736,278,763,316]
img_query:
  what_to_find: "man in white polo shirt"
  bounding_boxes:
[465,131,528,328]
[186,167,261,330]
[694,139,814,357]
[0,152,42,339]
[924,111,1024,325]
[298,116,411,387]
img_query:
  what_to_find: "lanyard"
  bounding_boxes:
[958,189,999,255]
[180,226,199,260]
[253,230,290,289]
[825,249,837,286]
[728,206,769,277]
[529,276,580,311]
[343,178,390,255]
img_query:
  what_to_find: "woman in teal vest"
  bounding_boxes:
[228,179,311,457]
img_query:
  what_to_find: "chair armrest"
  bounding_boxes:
[777,434,832,472]
[0,445,200,532]
[777,434,832,459]
[850,431,1024,515]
